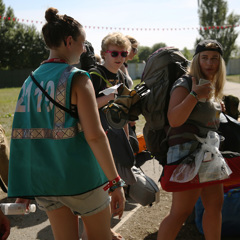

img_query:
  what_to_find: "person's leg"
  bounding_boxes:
[81,219,122,240]
[157,188,201,240]
[81,204,112,240]
[47,206,79,240]
[201,184,223,240]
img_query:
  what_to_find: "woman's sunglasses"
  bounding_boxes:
[106,50,128,58]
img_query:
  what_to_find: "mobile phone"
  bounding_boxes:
[198,79,211,102]
[198,78,210,85]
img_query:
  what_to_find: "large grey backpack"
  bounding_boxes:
[141,47,189,165]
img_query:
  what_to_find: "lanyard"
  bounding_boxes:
[41,58,67,64]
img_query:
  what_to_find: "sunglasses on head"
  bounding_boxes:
[132,48,138,54]
[106,50,128,58]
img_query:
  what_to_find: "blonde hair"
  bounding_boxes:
[101,32,131,59]
[95,54,101,64]
[125,35,139,49]
[189,53,226,101]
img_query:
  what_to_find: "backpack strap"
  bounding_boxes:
[90,71,112,87]
[30,72,78,118]
[182,74,193,90]
[90,67,126,88]
[117,69,127,86]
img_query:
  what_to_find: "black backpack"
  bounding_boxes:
[141,47,189,165]
[79,40,97,71]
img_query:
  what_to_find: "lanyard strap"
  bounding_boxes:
[41,58,67,64]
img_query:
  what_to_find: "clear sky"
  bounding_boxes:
[3,0,240,55]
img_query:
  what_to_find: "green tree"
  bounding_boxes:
[128,54,139,63]
[151,42,166,53]
[0,6,19,68]
[0,0,48,70]
[182,47,193,60]
[230,45,240,59]
[137,46,152,62]
[197,0,240,64]
[136,43,168,63]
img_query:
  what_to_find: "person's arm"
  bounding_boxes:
[168,77,213,127]
[89,71,115,109]
[71,73,125,217]
[0,210,10,240]
[96,94,115,109]
[123,123,129,140]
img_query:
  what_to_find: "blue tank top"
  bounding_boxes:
[8,63,108,198]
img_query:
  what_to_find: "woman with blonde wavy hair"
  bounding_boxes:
[158,39,227,240]
[189,44,226,101]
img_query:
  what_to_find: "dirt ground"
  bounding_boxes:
[1,187,240,240]
[116,190,205,240]
[116,189,240,240]
[1,159,240,240]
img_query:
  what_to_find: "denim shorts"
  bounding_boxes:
[35,185,111,217]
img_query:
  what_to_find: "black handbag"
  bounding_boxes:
[218,113,240,153]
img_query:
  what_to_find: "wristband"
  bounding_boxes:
[103,176,121,191]
[190,91,199,101]
[109,179,125,193]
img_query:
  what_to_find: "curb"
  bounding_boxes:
[112,203,142,232]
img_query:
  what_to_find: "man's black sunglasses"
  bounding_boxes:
[106,50,128,58]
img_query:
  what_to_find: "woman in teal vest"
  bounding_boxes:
[8,7,125,240]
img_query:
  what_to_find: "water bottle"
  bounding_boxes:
[0,203,36,215]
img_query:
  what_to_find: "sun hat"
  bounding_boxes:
[194,39,223,56]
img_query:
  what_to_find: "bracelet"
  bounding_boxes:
[103,176,121,191]
[190,91,199,101]
[109,179,126,193]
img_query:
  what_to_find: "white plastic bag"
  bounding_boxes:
[170,131,232,183]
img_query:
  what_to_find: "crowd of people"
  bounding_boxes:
[0,6,233,240]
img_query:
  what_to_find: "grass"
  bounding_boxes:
[1,75,240,140]
[0,87,20,141]
[226,74,240,83]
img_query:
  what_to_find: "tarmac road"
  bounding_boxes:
[0,80,239,240]
[223,80,240,100]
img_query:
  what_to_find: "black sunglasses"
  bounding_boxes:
[106,50,128,58]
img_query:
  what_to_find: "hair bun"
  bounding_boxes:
[45,7,59,23]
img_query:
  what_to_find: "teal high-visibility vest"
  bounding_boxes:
[8,63,107,198]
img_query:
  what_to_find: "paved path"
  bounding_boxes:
[223,81,240,101]
[1,80,239,239]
